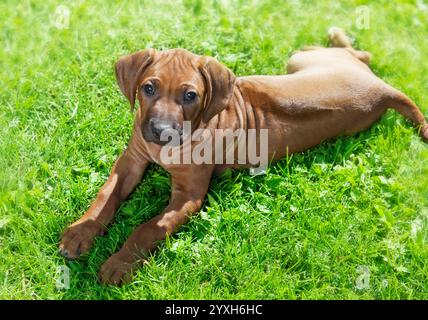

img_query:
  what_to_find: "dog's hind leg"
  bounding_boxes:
[328,26,354,48]
[328,27,371,65]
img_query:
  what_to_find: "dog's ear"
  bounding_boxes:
[199,57,236,123]
[115,49,155,111]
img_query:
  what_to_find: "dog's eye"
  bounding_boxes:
[143,83,155,96]
[183,91,197,102]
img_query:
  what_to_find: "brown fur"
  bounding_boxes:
[59,28,427,285]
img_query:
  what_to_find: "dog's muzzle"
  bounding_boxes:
[144,118,183,146]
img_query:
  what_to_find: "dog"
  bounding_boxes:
[59,28,428,285]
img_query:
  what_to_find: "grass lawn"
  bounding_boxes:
[1,0,428,299]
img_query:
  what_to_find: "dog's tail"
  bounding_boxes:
[327,27,371,65]
[382,85,428,142]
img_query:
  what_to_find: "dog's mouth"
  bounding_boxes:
[142,120,183,146]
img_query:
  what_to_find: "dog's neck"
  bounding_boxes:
[224,76,283,132]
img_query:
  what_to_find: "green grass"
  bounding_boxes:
[1,0,428,299]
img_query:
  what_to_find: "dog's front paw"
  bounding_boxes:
[59,219,105,259]
[99,253,138,286]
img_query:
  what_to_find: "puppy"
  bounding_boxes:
[59,28,427,285]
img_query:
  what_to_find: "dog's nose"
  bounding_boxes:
[149,119,181,141]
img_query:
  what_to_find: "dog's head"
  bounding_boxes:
[115,48,236,145]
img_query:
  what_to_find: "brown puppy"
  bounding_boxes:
[59,28,428,285]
